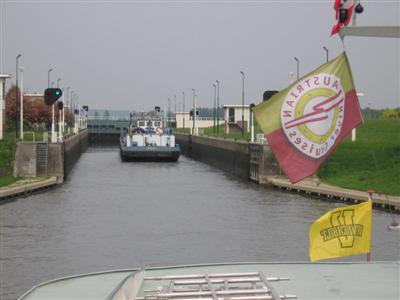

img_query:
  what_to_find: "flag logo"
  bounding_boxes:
[309,200,372,262]
[320,208,364,248]
[281,73,345,159]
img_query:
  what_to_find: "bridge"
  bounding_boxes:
[87,117,129,143]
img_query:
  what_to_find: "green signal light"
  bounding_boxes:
[55,91,60,96]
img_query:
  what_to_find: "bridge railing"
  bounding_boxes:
[87,116,130,121]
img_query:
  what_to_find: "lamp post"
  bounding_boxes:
[216,80,220,133]
[250,103,255,143]
[240,71,245,137]
[15,54,21,138]
[174,94,177,128]
[192,88,196,135]
[57,78,61,88]
[294,57,299,80]
[323,46,329,63]
[368,102,372,120]
[213,83,216,134]
[168,97,171,128]
[47,68,53,88]
[19,67,24,139]
[182,92,185,130]
[66,87,70,132]
[51,81,55,88]
[0,74,11,140]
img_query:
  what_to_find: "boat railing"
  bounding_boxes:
[136,271,297,300]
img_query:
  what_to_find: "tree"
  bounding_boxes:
[382,108,398,119]
[5,86,20,124]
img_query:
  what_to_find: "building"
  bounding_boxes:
[0,74,11,140]
[223,104,251,133]
[175,112,224,130]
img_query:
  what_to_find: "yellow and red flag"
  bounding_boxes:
[252,52,363,183]
[309,200,372,262]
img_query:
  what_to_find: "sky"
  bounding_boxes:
[1,0,399,112]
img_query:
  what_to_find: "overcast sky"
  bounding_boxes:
[1,0,399,111]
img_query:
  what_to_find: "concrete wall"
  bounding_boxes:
[13,130,88,182]
[64,130,88,178]
[176,133,250,180]
[175,133,281,182]
[13,142,37,177]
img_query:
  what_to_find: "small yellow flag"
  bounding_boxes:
[309,200,372,262]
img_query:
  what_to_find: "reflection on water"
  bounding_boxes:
[1,147,399,299]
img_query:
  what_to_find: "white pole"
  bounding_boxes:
[251,111,254,143]
[51,104,57,142]
[62,91,65,134]
[19,67,24,139]
[58,106,62,141]
[194,93,197,135]
[351,128,356,142]
[0,76,8,140]
[0,83,3,140]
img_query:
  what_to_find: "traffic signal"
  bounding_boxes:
[57,101,63,110]
[82,105,89,111]
[44,88,62,106]
[263,90,279,102]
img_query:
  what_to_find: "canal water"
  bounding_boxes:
[1,147,399,299]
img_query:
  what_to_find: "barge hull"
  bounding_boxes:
[120,146,181,162]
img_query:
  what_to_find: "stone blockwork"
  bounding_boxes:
[13,130,88,182]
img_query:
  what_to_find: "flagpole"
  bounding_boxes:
[366,189,374,262]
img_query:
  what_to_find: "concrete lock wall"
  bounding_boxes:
[64,130,88,178]
[13,142,37,177]
[175,133,250,180]
[175,133,281,183]
[13,130,88,182]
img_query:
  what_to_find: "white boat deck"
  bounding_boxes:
[19,262,400,300]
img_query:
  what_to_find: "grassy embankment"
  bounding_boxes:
[0,128,43,187]
[0,138,20,187]
[175,119,399,195]
[318,119,400,196]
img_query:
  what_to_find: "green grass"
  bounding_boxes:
[0,175,21,187]
[0,138,16,169]
[175,123,263,141]
[318,119,400,196]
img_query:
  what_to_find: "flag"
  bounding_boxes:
[252,52,363,183]
[331,0,355,35]
[309,200,372,261]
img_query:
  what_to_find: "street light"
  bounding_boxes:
[323,46,329,63]
[174,94,177,127]
[192,88,196,135]
[368,102,372,120]
[66,87,70,109]
[213,83,217,134]
[15,54,22,138]
[48,68,53,88]
[19,66,24,139]
[240,71,245,137]
[51,81,55,88]
[182,92,185,130]
[215,80,220,133]
[294,57,299,80]
[57,78,61,88]
[168,97,171,128]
